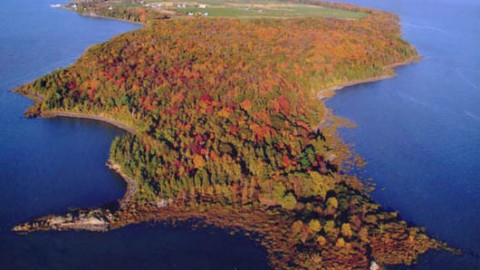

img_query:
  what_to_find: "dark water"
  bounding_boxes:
[326,0,480,269]
[0,0,268,269]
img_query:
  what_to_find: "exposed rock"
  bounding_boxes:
[370,261,381,270]
[156,199,173,208]
[12,209,111,233]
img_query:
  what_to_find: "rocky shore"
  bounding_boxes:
[12,161,129,233]
[12,208,113,233]
[106,161,137,208]
[12,160,175,233]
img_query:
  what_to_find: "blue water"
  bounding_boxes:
[326,0,480,269]
[0,0,268,269]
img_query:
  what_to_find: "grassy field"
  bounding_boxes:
[140,0,367,19]
[180,5,365,19]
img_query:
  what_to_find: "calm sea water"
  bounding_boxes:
[0,0,268,269]
[326,0,480,269]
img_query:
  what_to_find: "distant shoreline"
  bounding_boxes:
[57,6,146,26]
[317,56,422,100]
[78,12,146,26]
[43,111,136,134]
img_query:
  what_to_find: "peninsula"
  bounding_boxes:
[14,1,446,269]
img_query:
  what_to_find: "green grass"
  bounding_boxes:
[179,5,365,19]
[111,0,366,20]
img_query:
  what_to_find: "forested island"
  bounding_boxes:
[14,1,449,269]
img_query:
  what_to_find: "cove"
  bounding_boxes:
[326,0,480,269]
[0,0,268,269]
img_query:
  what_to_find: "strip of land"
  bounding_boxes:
[43,111,136,134]
[317,57,422,100]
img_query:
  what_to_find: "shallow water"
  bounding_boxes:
[326,0,480,269]
[0,0,268,269]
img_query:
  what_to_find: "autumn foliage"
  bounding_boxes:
[16,3,440,269]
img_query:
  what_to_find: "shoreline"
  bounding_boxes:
[78,12,146,26]
[58,6,146,26]
[105,160,137,208]
[317,57,421,100]
[42,111,136,134]
[11,161,134,233]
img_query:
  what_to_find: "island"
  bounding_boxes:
[13,1,449,269]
